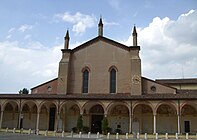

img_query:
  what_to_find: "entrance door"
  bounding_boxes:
[184,121,190,133]
[49,107,56,131]
[91,115,103,133]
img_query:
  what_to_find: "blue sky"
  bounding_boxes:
[0,0,197,92]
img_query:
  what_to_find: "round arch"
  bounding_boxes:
[132,102,153,134]
[179,101,197,133]
[2,100,19,129]
[180,101,197,114]
[106,101,131,115]
[132,101,154,114]
[2,100,19,111]
[39,100,58,111]
[82,101,106,114]
[39,100,57,131]
[155,101,178,115]
[156,102,177,134]
[21,100,38,111]
[60,100,81,113]
[106,101,130,134]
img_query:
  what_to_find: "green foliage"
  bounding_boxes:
[101,117,109,134]
[77,115,83,132]
[19,88,29,94]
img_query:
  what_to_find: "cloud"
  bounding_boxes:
[103,19,119,26]
[0,41,62,93]
[55,12,96,35]
[8,27,15,33]
[108,0,121,10]
[124,9,197,79]
[6,34,12,39]
[0,37,86,93]
[18,24,33,32]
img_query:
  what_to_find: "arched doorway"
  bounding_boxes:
[133,104,153,133]
[21,101,37,129]
[2,101,19,128]
[181,104,197,134]
[108,104,129,133]
[60,101,80,131]
[89,105,104,133]
[157,104,177,133]
[39,102,57,131]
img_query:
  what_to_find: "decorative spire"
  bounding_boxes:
[98,17,103,36]
[132,25,138,46]
[64,30,70,49]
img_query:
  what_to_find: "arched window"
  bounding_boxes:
[110,68,116,93]
[82,69,89,93]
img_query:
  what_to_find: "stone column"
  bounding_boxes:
[153,113,157,134]
[62,108,66,131]
[18,109,22,129]
[129,114,133,133]
[36,110,40,130]
[0,110,4,129]
[177,114,180,134]
[56,111,60,131]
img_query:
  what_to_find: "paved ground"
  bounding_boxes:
[0,132,196,140]
[0,132,101,140]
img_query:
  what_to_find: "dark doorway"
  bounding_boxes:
[49,107,56,131]
[20,118,23,129]
[91,115,103,133]
[184,121,190,133]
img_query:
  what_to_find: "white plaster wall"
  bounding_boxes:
[39,113,48,130]
[66,116,78,131]
[157,116,177,133]
[83,115,90,127]
[30,114,37,129]
[22,113,31,129]
[109,116,129,133]
[142,115,153,133]
[2,113,18,128]
[181,116,197,134]
[21,113,37,130]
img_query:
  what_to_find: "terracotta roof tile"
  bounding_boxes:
[0,91,197,100]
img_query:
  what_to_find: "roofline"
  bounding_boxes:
[156,78,197,84]
[31,78,58,90]
[0,93,196,100]
[142,77,177,90]
[69,36,140,53]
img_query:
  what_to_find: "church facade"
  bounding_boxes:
[0,18,197,134]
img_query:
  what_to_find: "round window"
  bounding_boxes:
[150,86,156,92]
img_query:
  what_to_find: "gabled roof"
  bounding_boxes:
[31,78,58,90]
[142,77,177,90]
[156,78,197,84]
[70,36,140,53]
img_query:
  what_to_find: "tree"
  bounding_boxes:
[77,115,83,132]
[19,88,29,94]
[101,117,109,134]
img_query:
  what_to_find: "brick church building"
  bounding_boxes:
[0,18,197,134]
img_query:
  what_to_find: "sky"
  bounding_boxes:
[0,0,197,93]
